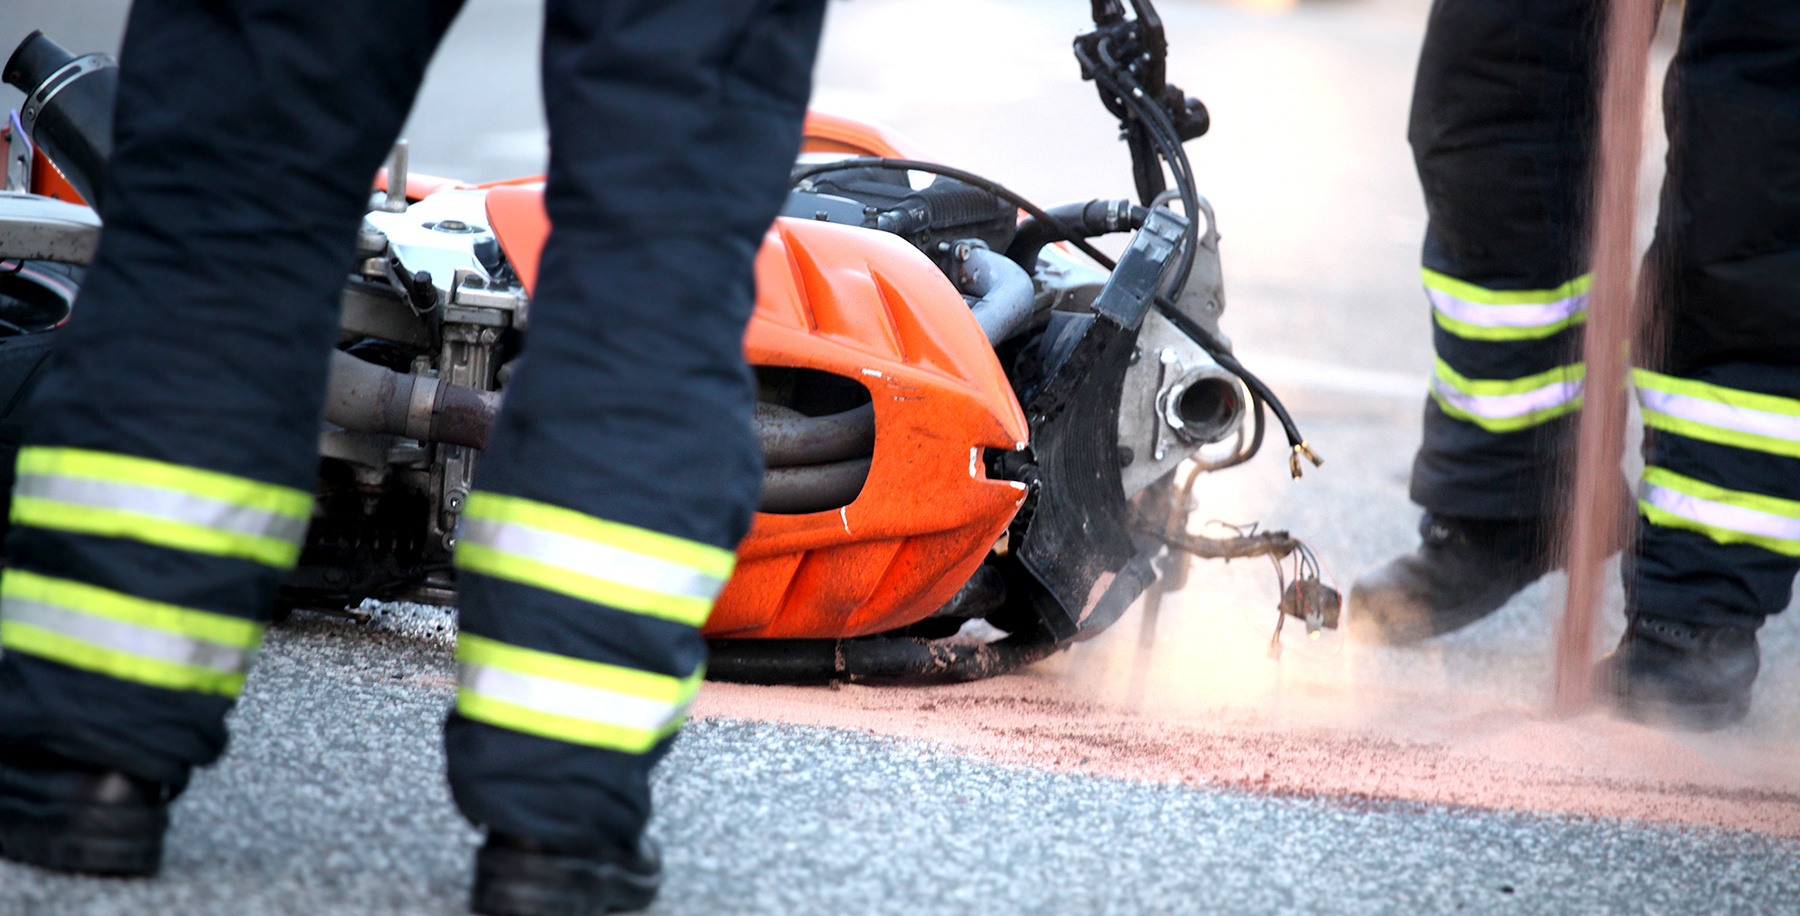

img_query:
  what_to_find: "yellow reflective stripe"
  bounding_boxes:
[16,448,312,517]
[2,569,262,647]
[1421,269,1593,306]
[1432,310,1586,342]
[1634,369,1800,459]
[1639,467,1800,556]
[462,493,733,577]
[455,692,683,754]
[1432,396,1581,433]
[1639,503,1800,556]
[456,544,713,626]
[0,570,260,695]
[0,621,248,696]
[10,497,302,567]
[458,633,699,701]
[455,493,733,626]
[1640,414,1800,461]
[1425,270,1592,342]
[1633,370,1800,418]
[1431,360,1584,433]
[1643,466,1800,520]
[11,447,311,567]
[454,633,702,753]
[1435,360,1585,397]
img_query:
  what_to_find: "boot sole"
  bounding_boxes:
[473,844,661,916]
[0,793,165,876]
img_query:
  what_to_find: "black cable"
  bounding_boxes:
[791,157,1119,270]
[1154,298,1319,476]
[1079,36,1201,298]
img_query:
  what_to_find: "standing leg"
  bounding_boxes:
[0,0,465,875]
[443,0,826,912]
[1606,0,1800,729]
[1351,0,1602,643]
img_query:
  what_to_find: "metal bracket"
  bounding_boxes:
[377,140,410,213]
[19,53,115,138]
[5,111,32,193]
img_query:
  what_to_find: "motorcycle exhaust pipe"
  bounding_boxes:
[1159,365,1245,445]
[326,352,875,511]
[952,243,1038,345]
[3,32,116,208]
[324,350,500,450]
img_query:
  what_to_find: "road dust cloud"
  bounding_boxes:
[696,462,1800,838]
[696,569,1800,836]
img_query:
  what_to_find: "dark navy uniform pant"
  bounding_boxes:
[0,0,824,851]
[1407,0,1800,630]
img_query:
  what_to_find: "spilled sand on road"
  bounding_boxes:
[694,582,1800,838]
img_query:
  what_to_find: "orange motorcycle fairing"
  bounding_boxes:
[485,189,1030,640]
[799,110,925,160]
[717,217,1027,638]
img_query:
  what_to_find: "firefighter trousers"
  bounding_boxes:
[0,0,825,850]
[1407,0,1800,629]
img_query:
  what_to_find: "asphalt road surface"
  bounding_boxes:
[3,0,1799,913]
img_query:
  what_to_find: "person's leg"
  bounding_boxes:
[1604,0,1800,729]
[442,0,826,912]
[0,0,463,875]
[1351,0,1601,643]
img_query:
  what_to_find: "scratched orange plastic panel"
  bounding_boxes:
[714,218,1028,637]
[484,114,1029,639]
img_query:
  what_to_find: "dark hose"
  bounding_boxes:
[758,457,871,514]
[755,402,875,467]
[1005,199,1147,271]
[327,351,874,512]
[953,245,1038,345]
[4,32,116,209]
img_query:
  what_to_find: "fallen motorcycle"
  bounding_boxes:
[0,0,1337,683]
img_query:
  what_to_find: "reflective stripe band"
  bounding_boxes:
[11,448,312,568]
[1424,269,1592,341]
[455,492,734,627]
[1639,467,1800,556]
[1634,370,1800,459]
[0,569,261,695]
[454,633,702,753]
[1431,359,1585,433]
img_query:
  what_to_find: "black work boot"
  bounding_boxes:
[472,831,663,916]
[1598,615,1759,731]
[1348,513,1556,644]
[0,745,173,876]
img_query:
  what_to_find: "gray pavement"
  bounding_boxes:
[4,0,1800,913]
[6,614,1799,915]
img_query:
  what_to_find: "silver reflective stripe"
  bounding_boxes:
[1637,387,1800,444]
[459,517,725,602]
[1431,375,1583,420]
[1640,480,1800,543]
[4,598,254,673]
[1426,288,1587,330]
[458,661,685,733]
[14,474,310,544]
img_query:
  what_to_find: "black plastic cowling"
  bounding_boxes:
[4,31,117,208]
